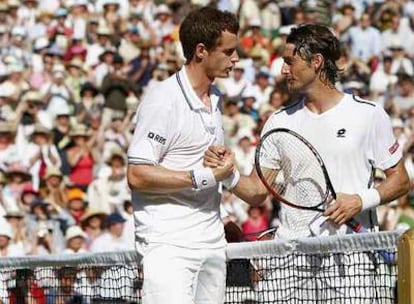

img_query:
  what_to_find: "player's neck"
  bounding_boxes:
[303,83,344,114]
[184,64,212,106]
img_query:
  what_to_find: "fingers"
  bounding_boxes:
[324,194,362,225]
[204,145,232,168]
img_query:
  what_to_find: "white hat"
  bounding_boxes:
[391,118,404,129]
[249,18,261,27]
[0,82,16,98]
[241,86,256,99]
[0,221,13,239]
[65,225,87,241]
[11,26,26,37]
[156,4,171,15]
[33,36,50,51]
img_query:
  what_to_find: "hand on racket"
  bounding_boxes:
[255,128,394,264]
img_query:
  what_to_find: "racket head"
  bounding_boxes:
[255,128,335,211]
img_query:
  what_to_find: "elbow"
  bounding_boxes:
[127,166,148,191]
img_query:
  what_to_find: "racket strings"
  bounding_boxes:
[259,131,329,209]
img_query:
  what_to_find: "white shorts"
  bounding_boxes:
[142,243,226,304]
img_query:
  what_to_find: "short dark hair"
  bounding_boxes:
[286,24,341,86]
[179,7,239,63]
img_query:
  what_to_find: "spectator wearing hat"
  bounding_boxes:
[93,48,115,87]
[87,146,130,214]
[66,187,87,225]
[27,198,72,253]
[101,53,139,127]
[47,8,73,45]
[388,41,414,77]
[234,132,255,176]
[17,0,39,28]
[390,73,414,118]
[65,58,87,104]
[152,3,175,45]
[240,18,270,54]
[26,123,61,188]
[369,54,398,107]
[3,163,32,213]
[43,166,67,210]
[66,124,96,190]
[128,44,157,89]
[51,106,72,153]
[0,220,24,256]
[62,225,88,254]
[66,1,90,45]
[222,98,256,148]
[0,121,20,171]
[4,207,28,254]
[79,208,107,249]
[75,82,103,127]
[90,212,132,252]
[85,24,113,68]
[102,0,128,39]
[103,111,131,152]
[216,61,250,102]
[19,183,40,214]
[40,64,74,107]
[240,86,260,121]
[128,0,157,25]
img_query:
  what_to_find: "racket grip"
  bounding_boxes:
[346,218,395,264]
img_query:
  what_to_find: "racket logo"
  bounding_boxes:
[336,128,346,138]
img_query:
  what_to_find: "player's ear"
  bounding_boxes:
[312,53,324,72]
[195,43,207,62]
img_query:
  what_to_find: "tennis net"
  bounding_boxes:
[0,230,403,303]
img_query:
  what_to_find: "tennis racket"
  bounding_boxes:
[254,127,394,264]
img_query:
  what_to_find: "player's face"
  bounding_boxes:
[204,30,239,79]
[281,43,318,93]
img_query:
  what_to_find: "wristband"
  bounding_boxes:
[222,170,240,190]
[358,188,381,211]
[191,168,217,190]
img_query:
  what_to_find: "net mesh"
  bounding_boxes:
[0,231,401,304]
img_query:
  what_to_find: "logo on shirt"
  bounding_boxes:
[336,128,346,138]
[389,140,399,154]
[147,132,166,145]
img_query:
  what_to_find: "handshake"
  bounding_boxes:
[190,145,240,191]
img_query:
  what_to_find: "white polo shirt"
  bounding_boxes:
[128,68,226,250]
[262,93,402,239]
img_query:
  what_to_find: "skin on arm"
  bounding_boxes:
[127,157,235,195]
[204,145,268,206]
[325,160,410,225]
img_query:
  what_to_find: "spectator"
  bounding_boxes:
[90,212,131,252]
[66,124,96,191]
[66,187,87,225]
[0,218,25,257]
[242,206,269,242]
[79,209,107,249]
[62,225,88,254]
[47,267,86,304]
[88,146,130,214]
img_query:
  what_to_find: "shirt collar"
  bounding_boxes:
[177,67,220,111]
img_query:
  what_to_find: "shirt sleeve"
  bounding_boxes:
[370,105,402,170]
[127,90,173,165]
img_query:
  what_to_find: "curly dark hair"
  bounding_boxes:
[179,7,239,63]
[286,24,342,86]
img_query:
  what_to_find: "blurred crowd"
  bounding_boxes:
[0,0,412,263]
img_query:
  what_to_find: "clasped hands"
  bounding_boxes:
[203,145,236,182]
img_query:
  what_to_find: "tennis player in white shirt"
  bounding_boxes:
[127,7,240,304]
[204,24,410,303]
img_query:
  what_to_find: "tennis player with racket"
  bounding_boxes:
[205,24,410,302]
[127,7,239,304]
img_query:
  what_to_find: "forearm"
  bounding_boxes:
[232,171,268,207]
[377,161,410,205]
[127,164,193,194]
